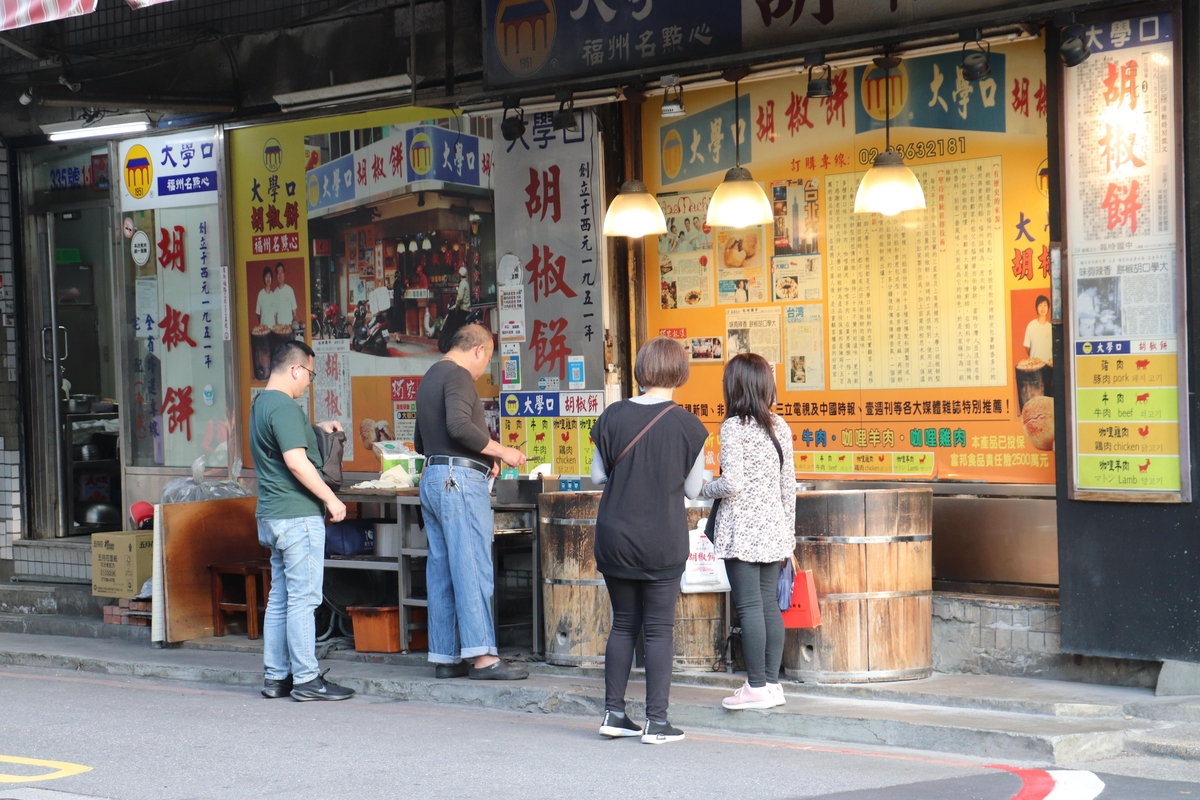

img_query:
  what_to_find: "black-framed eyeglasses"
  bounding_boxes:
[294,363,315,380]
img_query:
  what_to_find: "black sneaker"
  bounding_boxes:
[290,670,355,702]
[261,675,293,699]
[435,662,471,679]
[641,720,685,744]
[468,660,529,681]
[599,710,642,738]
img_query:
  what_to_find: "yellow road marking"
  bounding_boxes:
[0,754,92,783]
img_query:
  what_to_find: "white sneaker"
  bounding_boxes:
[767,682,786,707]
[722,681,776,710]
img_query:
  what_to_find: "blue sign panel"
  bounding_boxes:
[1076,340,1131,356]
[659,94,752,186]
[484,0,740,90]
[306,154,355,213]
[157,172,218,197]
[405,126,482,187]
[502,392,560,417]
[1073,13,1172,52]
[854,52,1007,134]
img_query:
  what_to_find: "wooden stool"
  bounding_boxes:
[209,561,272,639]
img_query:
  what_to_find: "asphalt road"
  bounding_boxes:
[1,665,1198,800]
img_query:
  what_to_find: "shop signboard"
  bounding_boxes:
[1063,14,1188,501]
[641,37,1054,484]
[231,110,493,474]
[494,108,605,475]
[484,0,1087,90]
[120,128,228,468]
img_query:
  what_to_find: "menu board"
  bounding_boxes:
[826,157,1005,390]
[1063,13,1188,499]
[641,36,1055,485]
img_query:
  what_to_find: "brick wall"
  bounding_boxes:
[0,142,20,562]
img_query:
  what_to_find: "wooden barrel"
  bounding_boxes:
[539,492,608,666]
[783,489,933,683]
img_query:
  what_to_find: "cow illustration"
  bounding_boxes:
[1136,392,1150,404]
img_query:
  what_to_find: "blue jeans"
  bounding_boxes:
[419,463,496,664]
[257,516,325,683]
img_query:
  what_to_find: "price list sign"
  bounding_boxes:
[1063,14,1189,499]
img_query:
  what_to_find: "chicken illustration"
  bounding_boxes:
[1138,425,1150,438]
[561,432,570,442]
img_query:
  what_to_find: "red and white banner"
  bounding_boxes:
[1,0,95,31]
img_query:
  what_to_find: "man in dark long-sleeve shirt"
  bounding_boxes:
[415,324,528,680]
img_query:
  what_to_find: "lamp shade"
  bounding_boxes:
[853,151,926,216]
[705,167,773,228]
[603,179,668,237]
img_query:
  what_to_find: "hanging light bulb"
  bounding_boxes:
[706,69,773,229]
[603,179,667,237]
[855,56,926,217]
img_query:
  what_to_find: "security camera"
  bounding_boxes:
[18,88,33,106]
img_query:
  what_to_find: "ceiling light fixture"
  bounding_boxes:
[500,97,526,142]
[603,179,668,238]
[806,53,833,99]
[660,74,685,118]
[272,74,413,113]
[552,92,578,131]
[854,56,926,216]
[1059,33,1090,67]
[961,33,991,82]
[706,68,773,229]
[40,113,151,142]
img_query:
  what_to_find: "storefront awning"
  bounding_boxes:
[0,0,177,32]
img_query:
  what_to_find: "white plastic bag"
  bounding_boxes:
[681,520,730,593]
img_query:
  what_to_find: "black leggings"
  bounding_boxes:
[602,574,680,723]
[726,559,785,688]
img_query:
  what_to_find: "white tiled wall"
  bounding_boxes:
[0,144,16,565]
[12,540,90,581]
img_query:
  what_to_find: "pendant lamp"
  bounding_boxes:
[603,179,668,238]
[854,56,926,217]
[706,69,773,229]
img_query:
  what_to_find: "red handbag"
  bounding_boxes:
[782,565,821,629]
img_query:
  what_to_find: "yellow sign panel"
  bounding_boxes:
[1074,354,1177,388]
[1075,388,1178,423]
[552,417,579,475]
[578,417,598,477]
[853,452,892,473]
[812,451,854,473]
[893,452,936,475]
[526,417,552,468]
[1076,421,1179,457]
[123,144,153,200]
[1076,455,1181,492]
[501,417,526,455]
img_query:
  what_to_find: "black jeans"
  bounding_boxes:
[726,559,785,688]
[602,574,680,723]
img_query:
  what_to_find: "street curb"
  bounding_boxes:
[0,646,1133,765]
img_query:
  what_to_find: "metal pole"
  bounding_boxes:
[409,0,417,105]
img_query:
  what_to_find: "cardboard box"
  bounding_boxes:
[91,531,153,599]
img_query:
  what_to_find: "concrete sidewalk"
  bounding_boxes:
[2,632,1199,766]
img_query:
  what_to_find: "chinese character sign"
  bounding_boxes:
[1063,14,1186,497]
[119,130,220,212]
[495,107,605,394]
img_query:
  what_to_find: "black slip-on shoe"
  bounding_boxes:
[468,660,529,681]
[435,662,471,679]
[641,720,685,744]
[290,671,355,702]
[599,710,642,738]
[261,675,293,699]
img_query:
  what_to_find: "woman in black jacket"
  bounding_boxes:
[589,336,709,744]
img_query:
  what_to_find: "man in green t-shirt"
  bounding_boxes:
[250,340,353,702]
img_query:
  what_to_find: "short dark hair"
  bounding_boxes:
[634,336,689,389]
[1035,295,1050,310]
[723,352,777,435]
[275,262,285,272]
[270,340,314,375]
[262,266,272,282]
[450,323,492,353]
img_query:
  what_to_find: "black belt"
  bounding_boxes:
[426,455,491,475]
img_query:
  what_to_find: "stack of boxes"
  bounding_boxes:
[102,598,152,626]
